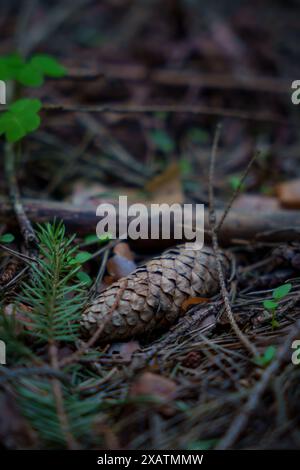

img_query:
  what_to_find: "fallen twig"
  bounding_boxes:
[4,143,38,252]
[208,123,258,358]
[41,103,286,123]
[216,150,260,232]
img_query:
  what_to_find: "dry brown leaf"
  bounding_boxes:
[181,296,210,312]
[106,243,137,283]
[113,242,135,260]
[145,162,184,205]
[276,179,300,209]
[130,372,177,415]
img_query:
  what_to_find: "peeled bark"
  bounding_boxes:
[81,245,231,342]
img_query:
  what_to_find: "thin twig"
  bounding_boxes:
[4,143,38,253]
[90,248,110,299]
[208,123,258,358]
[216,150,260,232]
[40,103,285,123]
[20,0,93,57]
[0,244,36,263]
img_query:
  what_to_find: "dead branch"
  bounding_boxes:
[4,144,38,252]
[65,66,291,95]
[41,103,285,123]
[1,197,300,248]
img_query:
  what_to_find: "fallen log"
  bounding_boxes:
[0,197,300,249]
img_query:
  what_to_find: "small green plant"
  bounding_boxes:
[0,52,66,86]
[0,98,41,142]
[254,345,277,367]
[187,439,218,450]
[149,128,175,154]
[187,127,209,144]
[229,175,245,191]
[0,52,66,142]
[0,222,103,448]
[18,222,87,343]
[16,377,99,447]
[263,283,292,329]
[179,158,192,176]
[0,232,15,243]
[84,232,112,245]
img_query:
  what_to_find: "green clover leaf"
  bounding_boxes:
[0,53,24,80]
[0,98,42,142]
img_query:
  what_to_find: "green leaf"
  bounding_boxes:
[0,52,65,86]
[273,283,292,300]
[98,233,112,243]
[271,317,280,329]
[84,234,99,244]
[149,129,175,153]
[0,112,26,141]
[229,175,245,191]
[263,299,278,311]
[179,158,192,176]
[187,127,209,144]
[70,251,92,265]
[0,53,24,80]
[30,54,66,78]
[187,439,218,450]
[0,233,15,243]
[18,63,43,87]
[10,97,42,114]
[76,271,92,286]
[0,98,42,142]
[264,345,277,362]
[254,346,277,366]
[83,233,111,245]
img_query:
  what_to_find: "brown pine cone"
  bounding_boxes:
[81,245,231,342]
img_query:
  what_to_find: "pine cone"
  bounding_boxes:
[81,245,231,342]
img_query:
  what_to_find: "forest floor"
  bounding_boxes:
[0,0,300,450]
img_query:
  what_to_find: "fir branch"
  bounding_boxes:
[9,222,99,448]
[18,221,86,343]
[16,377,99,447]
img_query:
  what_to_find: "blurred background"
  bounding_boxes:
[0,0,299,213]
